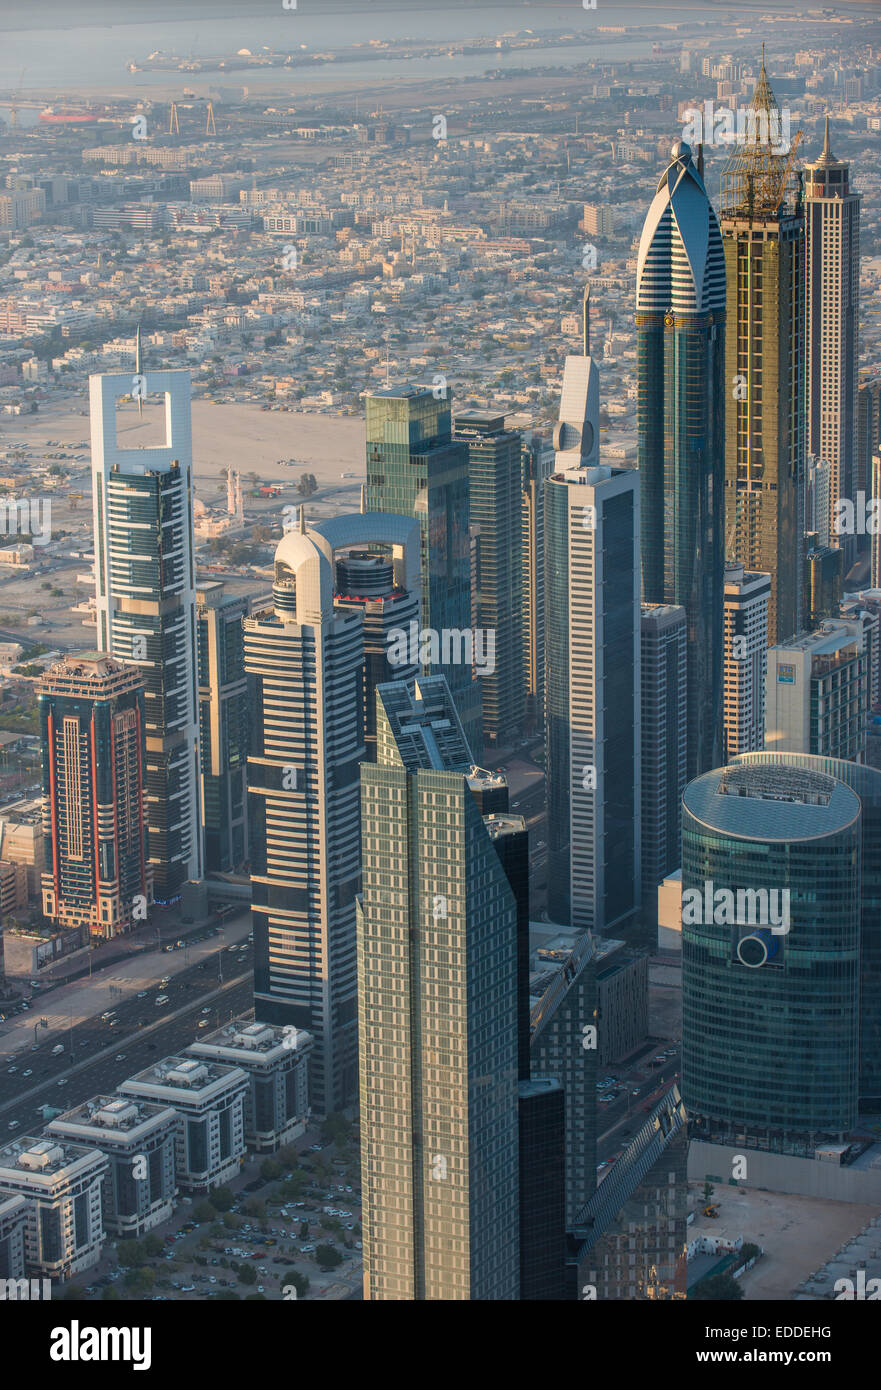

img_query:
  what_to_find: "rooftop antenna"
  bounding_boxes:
[583,282,590,358]
[697,140,704,178]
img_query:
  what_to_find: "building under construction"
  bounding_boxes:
[721,55,805,646]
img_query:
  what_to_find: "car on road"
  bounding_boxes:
[197,1019,210,1029]
[137,992,147,999]
[154,995,169,1006]
[6,1066,17,1074]
[7,1120,20,1129]
[23,1069,32,1077]
[57,1078,68,1087]
[51,1045,64,1056]
[115,1054,126,1062]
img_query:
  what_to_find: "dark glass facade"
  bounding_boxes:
[638,312,725,779]
[682,767,861,1143]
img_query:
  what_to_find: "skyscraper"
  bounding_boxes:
[640,604,687,919]
[39,655,148,939]
[196,582,249,874]
[307,506,421,762]
[722,562,770,762]
[358,677,520,1300]
[720,60,806,645]
[545,312,641,932]
[735,750,881,1114]
[365,385,480,755]
[765,620,866,761]
[90,368,202,901]
[804,118,861,570]
[520,430,554,732]
[454,410,525,751]
[637,139,726,778]
[682,762,860,1145]
[244,522,363,1113]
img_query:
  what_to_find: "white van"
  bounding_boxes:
[155,994,169,1006]
[51,1044,64,1056]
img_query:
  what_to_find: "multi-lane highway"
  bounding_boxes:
[0,944,256,1135]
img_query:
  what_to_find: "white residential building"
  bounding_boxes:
[0,1137,107,1280]
[118,1057,248,1194]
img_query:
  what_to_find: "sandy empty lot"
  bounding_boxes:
[688,1186,880,1300]
[2,399,366,493]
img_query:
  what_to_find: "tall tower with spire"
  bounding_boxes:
[720,55,806,645]
[637,138,726,779]
[804,117,861,571]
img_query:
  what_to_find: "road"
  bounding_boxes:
[595,1048,681,1177]
[0,928,256,1133]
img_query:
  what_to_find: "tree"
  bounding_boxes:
[63,1284,84,1300]
[143,1233,164,1257]
[101,1285,120,1301]
[297,473,317,498]
[211,1186,235,1213]
[322,1112,352,1146]
[315,1243,342,1271]
[299,1220,309,1240]
[260,1158,283,1181]
[238,1263,257,1286]
[214,1290,239,1300]
[283,1270,309,1299]
[691,1274,744,1301]
[123,1268,154,1295]
[117,1239,147,1268]
[193,1200,216,1224]
[702,1180,715,1205]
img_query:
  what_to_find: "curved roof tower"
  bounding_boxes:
[636,141,725,315]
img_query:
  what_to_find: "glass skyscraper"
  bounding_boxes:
[244,523,364,1114]
[735,751,881,1114]
[365,386,481,756]
[682,762,861,1146]
[90,368,202,902]
[454,409,525,751]
[637,139,726,779]
[196,582,249,874]
[358,677,520,1300]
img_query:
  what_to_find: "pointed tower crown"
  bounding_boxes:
[720,53,800,219]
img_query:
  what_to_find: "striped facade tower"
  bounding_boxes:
[637,139,726,778]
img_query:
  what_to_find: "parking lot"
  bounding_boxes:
[73,1126,364,1302]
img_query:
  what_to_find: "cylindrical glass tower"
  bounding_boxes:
[682,762,861,1147]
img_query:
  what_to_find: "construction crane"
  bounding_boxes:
[168,98,216,137]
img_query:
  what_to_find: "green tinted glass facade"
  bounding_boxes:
[365,388,480,755]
